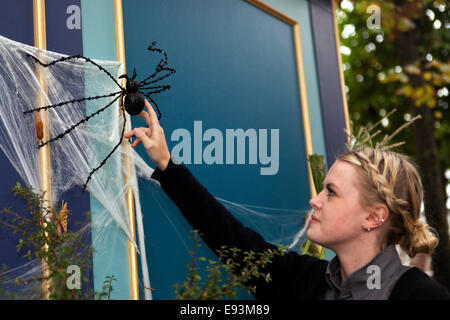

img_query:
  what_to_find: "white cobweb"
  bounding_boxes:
[0,34,311,299]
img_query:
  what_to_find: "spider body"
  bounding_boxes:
[24,42,175,191]
[120,69,145,116]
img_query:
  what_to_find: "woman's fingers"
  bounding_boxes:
[144,99,160,132]
[124,129,135,139]
[124,127,151,147]
[133,127,152,148]
[138,109,152,129]
[126,101,170,170]
[131,139,140,148]
[137,99,159,138]
[131,137,141,148]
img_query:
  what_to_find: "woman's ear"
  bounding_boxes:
[365,204,389,230]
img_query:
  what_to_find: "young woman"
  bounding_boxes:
[125,100,450,300]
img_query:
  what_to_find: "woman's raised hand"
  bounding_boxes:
[124,99,171,171]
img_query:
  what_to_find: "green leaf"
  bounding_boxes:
[308,154,326,193]
[398,17,416,32]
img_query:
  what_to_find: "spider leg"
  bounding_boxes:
[147,42,169,69]
[138,41,175,86]
[27,53,123,91]
[23,91,122,114]
[82,107,127,191]
[38,94,121,148]
[137,68,163,86]
[141,92,162,120]
[138,67,176,87]
[139,85,171,93]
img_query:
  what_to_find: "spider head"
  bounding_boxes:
[119,68,139,93]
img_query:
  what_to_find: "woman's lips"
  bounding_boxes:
[310,215,320,223]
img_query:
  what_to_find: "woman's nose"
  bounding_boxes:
[309,195,321,210]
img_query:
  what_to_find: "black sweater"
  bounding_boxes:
[151,158,450,300]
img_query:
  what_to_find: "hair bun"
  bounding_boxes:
[402,222,438,258]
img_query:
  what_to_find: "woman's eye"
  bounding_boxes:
[327,189,336,197]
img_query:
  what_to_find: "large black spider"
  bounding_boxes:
[23,42,176,191]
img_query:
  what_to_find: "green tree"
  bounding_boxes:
[175,230,285,300]
[336,0,450,289]
[0,183,116,300]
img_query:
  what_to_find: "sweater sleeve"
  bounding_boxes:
[389,267,450,300]
[151,158,328,299]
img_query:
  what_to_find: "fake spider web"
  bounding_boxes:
[0,35,311,299]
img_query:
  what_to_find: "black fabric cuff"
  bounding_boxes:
[151,157,178,183]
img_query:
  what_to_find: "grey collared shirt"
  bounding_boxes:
[322,245,411,300]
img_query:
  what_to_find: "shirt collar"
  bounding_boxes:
[325,245,406,300]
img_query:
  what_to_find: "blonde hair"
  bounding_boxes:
[338,147,438,258]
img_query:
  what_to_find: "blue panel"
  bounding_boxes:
[45,0,94,294]
[264,0,334,261]
[0,1,35,273]
[0,152,31,271]
[81,0,116,61]
[309,0,348,167]
[0,1,34,44]
[124,0,312,299]
[46,0,83,55]
[0,0,94,295]
[264,0,327,165]
[45,0,90,234]
[80,0,131,299]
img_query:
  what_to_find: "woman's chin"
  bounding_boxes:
[306,228,317,242]
[306,228,326,247]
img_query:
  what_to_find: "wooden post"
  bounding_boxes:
[33,0,53,299]
[113,0,140,300]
